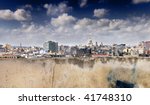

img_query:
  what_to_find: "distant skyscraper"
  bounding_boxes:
[43,41,58,53]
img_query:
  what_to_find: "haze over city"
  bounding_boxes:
[0,0,150,46]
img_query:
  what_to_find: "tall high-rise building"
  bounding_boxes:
[43,41,58,53]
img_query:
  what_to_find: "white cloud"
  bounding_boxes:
[132,0,150,4]
[0,10,14,20]
[0,9,31,21]
[14,9,31,21]
[44,2,72,16]
[96,19,110,27]
[80,0,88,7]
[94,9,108,18]
[109,19,128,30]
[1,15,150,46]
[74,18,95,29]
[51,13,76,27]
[24,4,33,9]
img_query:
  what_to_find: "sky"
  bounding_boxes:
[0,0,150,46]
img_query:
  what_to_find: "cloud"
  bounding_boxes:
[51,13,76,27]
[24,4,33,10]
[132,0,150,4]
[93,9,108,18]
[0,14,150,46]
[109,19,128,30]
[80,0,88,7]
[0,9,31,21]
[74,18,95,29]
[44,2,72,16]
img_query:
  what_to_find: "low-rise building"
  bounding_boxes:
[137,41,150,56]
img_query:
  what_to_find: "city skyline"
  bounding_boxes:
[0,39,148,48]
[0,0,150,46]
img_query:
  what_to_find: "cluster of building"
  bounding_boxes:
[42,40,150,58]
[0,44,44,58]
[0,40,150,59]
